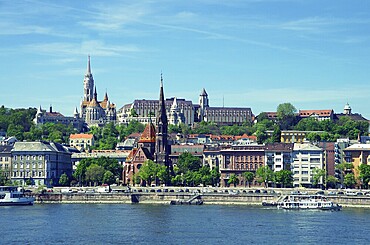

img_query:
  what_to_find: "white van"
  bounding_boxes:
[97,186,110,193]
[61,188,73,194]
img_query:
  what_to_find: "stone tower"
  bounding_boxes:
[199,88,209,121]
[344,102,352,115]
[83,55,94,102]
[154,74,171,173]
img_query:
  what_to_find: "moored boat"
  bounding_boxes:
[0,186,35,206]
[277,194,341,211]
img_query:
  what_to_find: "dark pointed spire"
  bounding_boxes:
[155,73,170,180]
[157,73,167,125]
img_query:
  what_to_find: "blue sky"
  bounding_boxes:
[1,0,370,119]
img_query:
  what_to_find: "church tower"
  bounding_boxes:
[83,55,94,102]
[199,88,209,121]
[154,74,171,174]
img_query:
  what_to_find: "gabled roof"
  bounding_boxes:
[139,122,156,143]
[130,147,153,163]
[125,148,138,162]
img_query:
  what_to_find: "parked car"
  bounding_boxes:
[315,191,325,195]
[345,191,357,196]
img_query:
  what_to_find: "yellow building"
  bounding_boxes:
[266,130,325,143]
[344,144,370,180]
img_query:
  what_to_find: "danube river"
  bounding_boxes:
[2,204,369,244]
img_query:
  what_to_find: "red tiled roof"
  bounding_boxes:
[70,133,94,139]
[139,123,156,143]
[299,110,333,117]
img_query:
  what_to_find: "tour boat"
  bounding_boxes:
[277,194,341,211]
[0,186,35,206]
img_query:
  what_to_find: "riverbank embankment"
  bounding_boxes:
[33,192,370,207]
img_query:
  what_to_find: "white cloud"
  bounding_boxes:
[22,41,143,57]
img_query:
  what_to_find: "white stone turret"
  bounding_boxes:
[344,102,352,115]
[83,55,94,102]
[73,107,79,118]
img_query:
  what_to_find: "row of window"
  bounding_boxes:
[232,163,263,170]
[71,140,91,144]
[13,155,46,161]
[13,163,43,169]
[13,171,44,177]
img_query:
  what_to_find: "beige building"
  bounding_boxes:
[69,133,94,151]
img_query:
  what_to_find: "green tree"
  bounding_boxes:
[130,108,138,117]
[73,158,92,185]
[343,173,356,188]
[210,167,221,187]
[312,168,326,187]
[243,171,254,187]
[59,173,70,186]
[326,175,339,189]
[335,162,353,186]
[274,170,293,188]
[103,170,115,185]
[256,166,274,187]
[138,160,158,186]
[96,157,122,181]
[157,164,171,185]
[228,174,240,187]
[168,124,181,134]
[0,169,6,186]
[177,152,201,173]
[192,121,220,135]
[198,165,212,186]
[306,132,321,143]
[85,164,105,186]
[271,124,281,143]
[359,164,370,189]
[276,102,297,130]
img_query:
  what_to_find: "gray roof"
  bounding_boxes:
[0,145,13,153]
[12,141,69,153]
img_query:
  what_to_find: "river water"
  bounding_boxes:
[1,204,369,244]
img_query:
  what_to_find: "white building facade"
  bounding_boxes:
[292,143,324,187]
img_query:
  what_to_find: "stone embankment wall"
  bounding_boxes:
[34,192,370,207]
